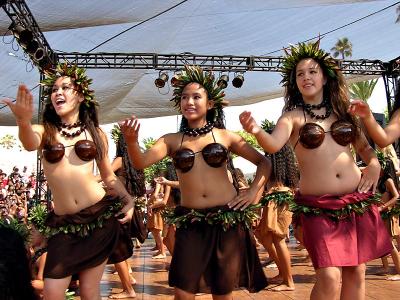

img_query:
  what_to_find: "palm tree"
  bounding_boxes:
[396,5,400,23]
[331,37,353,59]
[349,79,378,102]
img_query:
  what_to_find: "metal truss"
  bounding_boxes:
[1,0,56,66]
[57,52,388,75]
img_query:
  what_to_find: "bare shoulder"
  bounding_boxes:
[212,127,236,142]
[157,132,182,154]
[280,108,302,122]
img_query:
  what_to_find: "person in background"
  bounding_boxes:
[0,223,38,300]
[147,169,169,259]
[255,122,299,291]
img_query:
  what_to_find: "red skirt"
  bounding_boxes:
[295,192,392,269]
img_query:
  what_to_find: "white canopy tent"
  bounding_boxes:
[0,0,399,126]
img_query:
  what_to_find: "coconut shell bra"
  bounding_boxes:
[172,130,228,173]
[295,111,356,149]
[42,131,97,163]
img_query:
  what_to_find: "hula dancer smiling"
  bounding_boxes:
[2,63,134,300]
[239,40,392,300]
[121,65,270,299]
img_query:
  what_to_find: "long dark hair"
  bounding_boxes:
[0,226,38,300]
[116,134,146,197]
[42,80,105,160]
[165,161,181,205]
[266,143,299,190]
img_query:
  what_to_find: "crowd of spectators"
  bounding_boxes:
[0,166,46,224]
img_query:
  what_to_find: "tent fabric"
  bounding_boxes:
[0,0,399,125]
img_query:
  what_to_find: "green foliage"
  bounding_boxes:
[384,107,389,124]
[65,289,75,300]
[163,204,261,231]
[235,130,263,152]
[142,137,171,183]
[110,124,121,145]
[0,134,17,149]
[261,119,276,132]
[290,193,381,220]
[330,37,353,59]
[349,79,378,102]
[260,191,294,206]
[0,218,30,244]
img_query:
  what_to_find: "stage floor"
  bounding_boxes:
[73,238,400,299]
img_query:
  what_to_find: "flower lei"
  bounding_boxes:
[280,39,339,87]
[40,62,97,107]
[290,193,382,221]
[170,65,228,115]
[28,202,123,238]
[162,204,261,232]
[260,190,294,207]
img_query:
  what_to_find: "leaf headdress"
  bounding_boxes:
[40,62,97,107]
[170,65,228,114]
[280,39,339,87]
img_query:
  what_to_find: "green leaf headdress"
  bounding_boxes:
[40,62,97,107]
[280,39,339,87]
[170,65,228,114]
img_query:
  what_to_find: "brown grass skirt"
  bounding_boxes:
[43,195,133,279]
[255,201,292,238]
[168,206,268,295]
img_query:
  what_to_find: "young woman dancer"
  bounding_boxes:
[239,41,392,300]
[2,63,134,300]
[121,65,270,299]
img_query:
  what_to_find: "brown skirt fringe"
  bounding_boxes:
[43,195,133,279]
[168,206,267,295]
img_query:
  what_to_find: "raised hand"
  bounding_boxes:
[119,116,140,144]
[348,99,373,119]
[154,176,167,185]
[239,111,261,135]
[1,85,34,123]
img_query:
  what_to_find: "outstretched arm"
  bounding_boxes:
[119,116,170,169]
[239,111,292,153]
[349,100,400,148]
[154,176,180,188]
[1,85,43,150]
